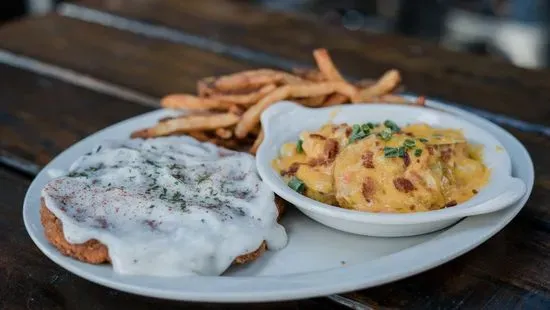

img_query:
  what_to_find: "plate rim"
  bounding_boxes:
[22,98,534,302]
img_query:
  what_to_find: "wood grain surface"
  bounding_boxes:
[0,15,255,98]
[0,1,549,309]
[65,0,550,128]
[0,63,150,171]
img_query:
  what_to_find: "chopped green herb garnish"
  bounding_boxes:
[384,120,400,133]
[296,139,304,153]
[288,177,306,194]
[366,122,375,129]
[384,147,405,158]
[414,149,423,157]
[172,192,182,201]
[67,171,88,178]
[398,147,406,157]
[159,187,168,199]
[378,128,393,141]
[349,124,370,144]
[418,138,429,143]
[403,139,416,149]
[360,124,372,134]
[197,173,210,184]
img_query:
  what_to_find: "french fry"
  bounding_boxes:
[139,48,420,152]
[228,104,246,116]
[295,95,326,107]
[313,48,345,81]
[354,78,376,88]
[131,113,240,138]
[352,69,401,103]
[161,94,232,110]
[187,131,211,142]
[322,93,349,106]
[292,68,326,82]
[249,130,264,155]
[215,127,233,139]
[209,84,277,106]
[234,81,357,138]
[234,85,291,138]
[212,69,303,92]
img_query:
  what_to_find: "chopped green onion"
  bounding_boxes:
[360,124,372,135]
[378,128,393,141]
[403,139,416,149]
[398,147,406,157]
[349,124,369,144]
[418,138,429,143]
[288,177,305,194]
[366,122,375,129]
[296,139,304,153]
[384,147,404,158]
[414,149,423,157]
[384,120,400,132]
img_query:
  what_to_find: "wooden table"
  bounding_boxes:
[1,1,549,309]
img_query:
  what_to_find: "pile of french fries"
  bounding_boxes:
[131,48,425,154]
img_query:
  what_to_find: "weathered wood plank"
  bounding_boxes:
[1,61,549,309]
[0,15,255,98]
[0,63,151,169]
[64,0,550,127]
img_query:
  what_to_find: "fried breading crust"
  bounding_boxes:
[40,197,286,267]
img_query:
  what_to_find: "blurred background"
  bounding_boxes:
[2,0,549,69]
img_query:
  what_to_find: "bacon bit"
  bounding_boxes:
[324,139,339,162]
[444,200,457,208]
[440,146,452,162]
[309,139,340,166]
[309,133,326,140]
[405,132,413,137]
[393,177,415,193]
[403,151,410,167]
[362,177,376,200]
[362,151,375,168]
[308,157,326,166]
[345,127,352,137]
[281,163,300,177]
[427,146,434,155]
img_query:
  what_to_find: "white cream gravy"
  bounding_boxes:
[41,136,287,276]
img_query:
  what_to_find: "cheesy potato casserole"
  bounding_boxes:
[273,121,489,213]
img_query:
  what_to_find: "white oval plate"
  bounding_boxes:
[257,102,526,237]
[23,99,533,302]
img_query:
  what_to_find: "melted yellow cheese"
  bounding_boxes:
[273,122,490,213]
